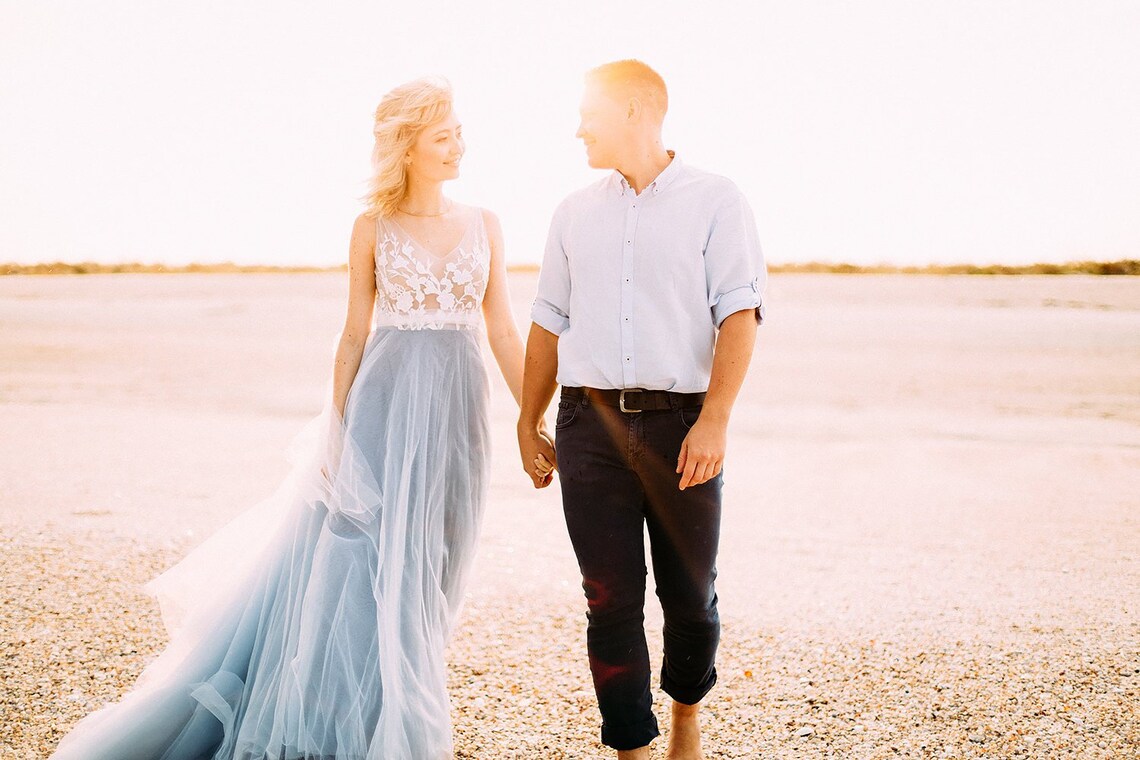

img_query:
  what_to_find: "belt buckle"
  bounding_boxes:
[618,389,641,413]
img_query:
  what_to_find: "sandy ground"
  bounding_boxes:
[1,272,1137,759]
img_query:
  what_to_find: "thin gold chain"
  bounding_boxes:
[396,200,453,217]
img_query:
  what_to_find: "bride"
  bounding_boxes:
[51,77,554,760]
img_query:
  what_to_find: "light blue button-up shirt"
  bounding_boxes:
[531,154,766,393]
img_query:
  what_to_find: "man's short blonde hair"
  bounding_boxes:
[585,59,668,119]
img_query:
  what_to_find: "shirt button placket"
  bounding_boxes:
[620,199,639,387]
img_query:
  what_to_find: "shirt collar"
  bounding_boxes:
[613,150,681,197]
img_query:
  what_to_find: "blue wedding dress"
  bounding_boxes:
[51,208,493,760]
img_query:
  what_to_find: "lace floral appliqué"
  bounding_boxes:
[373,212,489,330]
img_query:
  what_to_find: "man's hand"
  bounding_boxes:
[676,416,727,490]
[675,309,757,490]
[518,323,561,490]
[519,424,558,488]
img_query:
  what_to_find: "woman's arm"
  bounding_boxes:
[481,209,555,484]
[331,213,378,417]
[480,209,526,406]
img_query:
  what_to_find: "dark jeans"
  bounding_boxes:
[555,387,722,751]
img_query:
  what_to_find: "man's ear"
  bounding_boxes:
[627,96,641,121]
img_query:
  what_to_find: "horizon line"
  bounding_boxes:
[2,260,1137,277]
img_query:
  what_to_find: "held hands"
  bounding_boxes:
[677,415,727,490]
[535,449,555,487]
[518,424,557,489]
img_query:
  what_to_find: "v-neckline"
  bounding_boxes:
[386,215,472,260]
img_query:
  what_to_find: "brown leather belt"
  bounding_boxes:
[563,386,706,413]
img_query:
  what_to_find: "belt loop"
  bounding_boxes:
[562,386,584,406]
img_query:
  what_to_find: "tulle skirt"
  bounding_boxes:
[51,327,491,760]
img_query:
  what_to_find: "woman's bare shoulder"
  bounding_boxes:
[350,212,379,246]
[464,204,501,237]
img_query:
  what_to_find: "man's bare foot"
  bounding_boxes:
[665,700,705,760]
[617,746,650,760]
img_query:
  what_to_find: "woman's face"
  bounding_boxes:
[406,110,464,183]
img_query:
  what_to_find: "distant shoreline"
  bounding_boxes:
[2,260,1137,276]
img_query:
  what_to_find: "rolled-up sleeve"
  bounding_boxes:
[705,187,767,327]
[531,203,572,335]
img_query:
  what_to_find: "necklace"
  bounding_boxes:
[397,200,452,217]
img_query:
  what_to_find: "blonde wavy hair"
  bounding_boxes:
[362,77,454,218]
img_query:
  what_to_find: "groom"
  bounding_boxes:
[518,60,765,758]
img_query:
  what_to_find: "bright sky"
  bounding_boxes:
[2,1,1138,267]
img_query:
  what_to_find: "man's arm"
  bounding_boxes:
[517,323,560,489]
[676,309,757,490]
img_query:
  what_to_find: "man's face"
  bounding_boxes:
[575,82,629,169]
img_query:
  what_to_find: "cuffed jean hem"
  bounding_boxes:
[601,714,660,751]
[661,667,718,706]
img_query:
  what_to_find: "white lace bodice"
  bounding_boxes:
[373,208,490,330]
